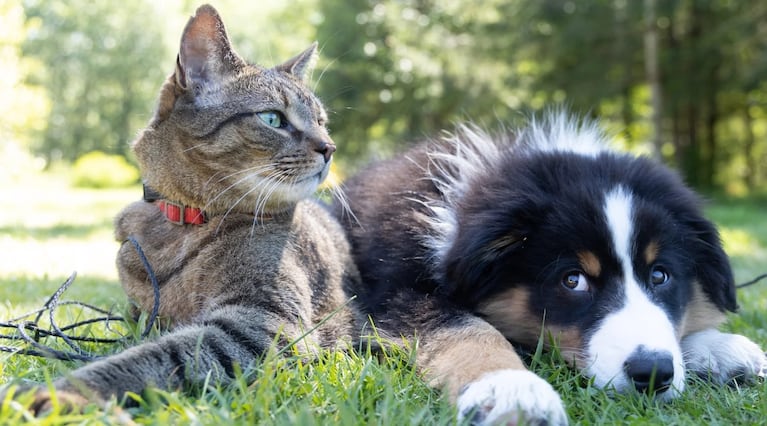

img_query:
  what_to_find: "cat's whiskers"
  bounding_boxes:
[182,142,210,152]
[251,170,292,228]
[247,171,297,236]
[215,170,282,234]
[202,163,279,213]
[321,183,360,227]
[213,163,278,184]
[312,55,338,92]
[202,165,267,190]
[203,170,226,188]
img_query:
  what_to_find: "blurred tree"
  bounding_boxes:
[698,1,767,191]
[0,0,50,184]
[22,0,168,163]
[644,0,662,159]
[0,0,49,152]
[659,0,767,189]
[520,1,647,144]
[316,0,536,162]
[486,0,767,191]
[8,0,766,191]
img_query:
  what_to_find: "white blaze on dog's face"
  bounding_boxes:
[585,188,685,398]
[422,113,740,400]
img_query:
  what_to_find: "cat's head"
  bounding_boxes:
[133,4,334,216]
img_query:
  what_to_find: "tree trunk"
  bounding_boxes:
[702,65,718,190]
[681,0,703,188]
[615,0,633,143]
[685,103,700,187]
[665,12,683,170]
[644,0,663,160]
[743,101,756,191]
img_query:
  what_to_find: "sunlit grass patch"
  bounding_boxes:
[0,174,138,282]
[719,227,765,258]
[707,197,767,274]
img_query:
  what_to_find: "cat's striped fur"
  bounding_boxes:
[12,4,360,411]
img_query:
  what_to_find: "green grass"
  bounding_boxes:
[1,175,766,425]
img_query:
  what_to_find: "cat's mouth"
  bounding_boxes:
[296,166,329,186]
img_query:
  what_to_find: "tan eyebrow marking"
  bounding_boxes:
[577,251,601,277]
[645,240,660,265]
[481,235,525,261]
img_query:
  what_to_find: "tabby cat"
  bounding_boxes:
[9,4,360,411]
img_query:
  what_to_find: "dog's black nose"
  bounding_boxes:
[624,349,675,393]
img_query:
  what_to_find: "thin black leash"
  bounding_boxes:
[737,273,767,289]
[0,236,160,361]
[125,235,161,338]
[0,272,121,361]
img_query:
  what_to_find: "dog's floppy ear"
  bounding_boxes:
[439,199,539,306]
[688,216,737,312]
[441,234,522,306]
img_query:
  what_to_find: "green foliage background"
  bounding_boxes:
[1,0,766,193]
[0,1,766,424]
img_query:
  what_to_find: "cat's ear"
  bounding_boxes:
[277,42,318,81]
[175,5,243,93]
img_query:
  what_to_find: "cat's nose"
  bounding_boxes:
[315,141,336,163]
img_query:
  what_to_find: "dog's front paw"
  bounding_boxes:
[456,369,568,426]
[682,329,767,384]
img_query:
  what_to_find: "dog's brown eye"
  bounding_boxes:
[650,266,670,286]
[562,271,589,291]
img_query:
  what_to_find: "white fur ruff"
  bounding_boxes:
[417,111,612,268]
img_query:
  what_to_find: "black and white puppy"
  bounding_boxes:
[336,112,767,425]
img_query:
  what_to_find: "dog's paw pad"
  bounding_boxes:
[682,329,767,384]
[457,369,568,426]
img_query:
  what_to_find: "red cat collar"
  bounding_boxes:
[157,200,206,225]
[142,184,206,225]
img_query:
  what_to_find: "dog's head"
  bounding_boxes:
[428,116,735,398]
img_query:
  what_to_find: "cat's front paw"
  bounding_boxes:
[27,388,91,415]
[682,329,767,384]
[456,369,568,426]
[0,385,89,415]
[1,385,134,425]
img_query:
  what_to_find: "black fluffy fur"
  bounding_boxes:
[335,126,736,344]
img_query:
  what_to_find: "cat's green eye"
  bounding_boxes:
[257,111,285,128]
